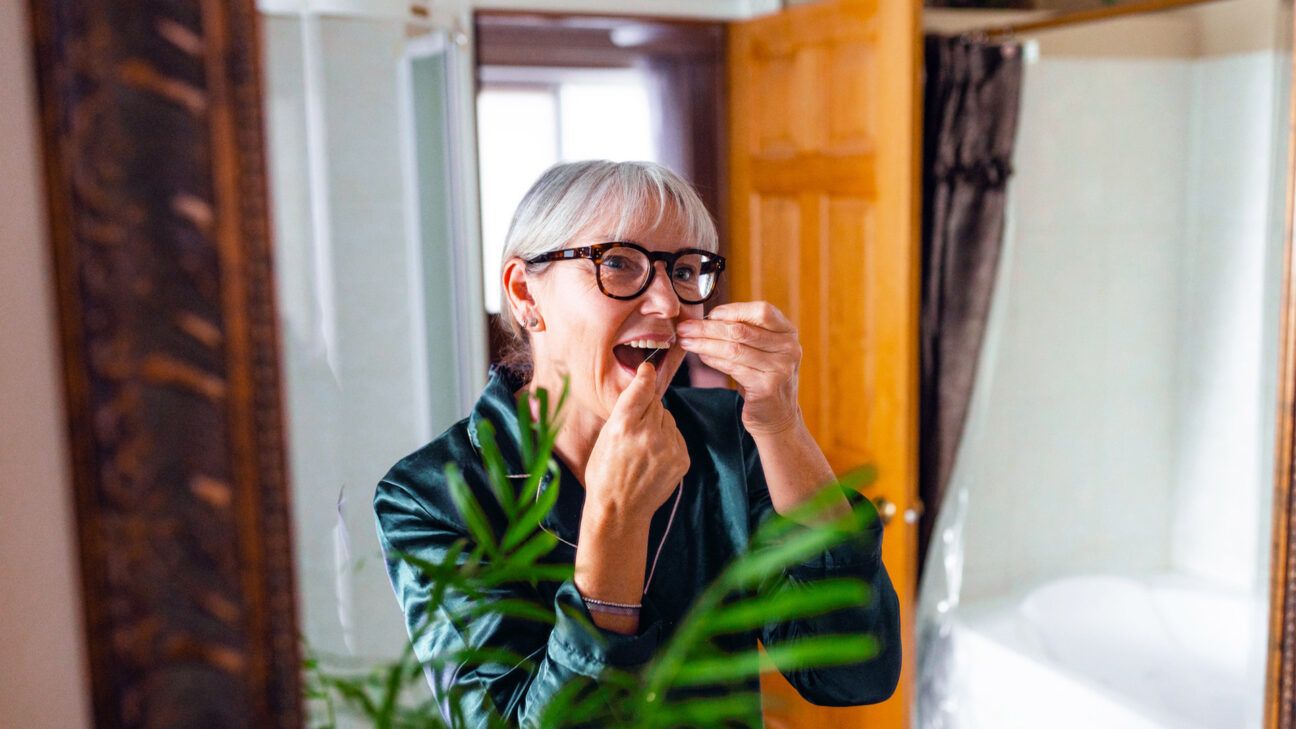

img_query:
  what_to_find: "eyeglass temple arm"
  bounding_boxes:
[530,246,593,263]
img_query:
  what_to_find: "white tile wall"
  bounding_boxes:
[958,49,1284,601]
[1171,51,1284,592]
[959,59,1191,602]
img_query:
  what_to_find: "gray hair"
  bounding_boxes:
[497,160,718,374]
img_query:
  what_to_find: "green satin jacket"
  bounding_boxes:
[373,365,902,727]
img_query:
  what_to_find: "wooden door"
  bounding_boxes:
[727,0,920,726]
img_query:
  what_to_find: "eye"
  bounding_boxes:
[602,252,631,270]
[672,264,697,282]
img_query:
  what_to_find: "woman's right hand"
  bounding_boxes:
[583,362,690,526]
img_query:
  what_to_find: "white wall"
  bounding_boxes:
[0,2,94,728]
[957,55,1191,601]
[1171,46,1286,592]
[263,15,439,662]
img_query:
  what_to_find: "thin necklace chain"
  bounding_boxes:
[507,473,684,596]
[511,370,695,597]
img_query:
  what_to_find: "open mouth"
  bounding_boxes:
[612,340,672,374]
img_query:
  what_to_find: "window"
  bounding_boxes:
[476,67,657,314]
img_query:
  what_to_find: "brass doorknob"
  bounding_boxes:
[873,496,897,526]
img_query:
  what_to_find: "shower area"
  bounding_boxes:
[918,1,1292,727]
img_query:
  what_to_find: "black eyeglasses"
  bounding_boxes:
[526,241,726,304]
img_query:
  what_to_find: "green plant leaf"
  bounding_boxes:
[764,633,881,671]
[375,658,407,726]
[420,646,534,672]
[501,529,558,569]
[478,562,574,587]
[750,468,879,547]
[640,692,763,729]
[519,380,568,506]
[446,463,497,556]
[719,534,845,591]
[500,465,562,552]
[474,419,516,519]
[323,674,380,719]
[698,578,871,636]
[454,597,556,625]
[519,450,559,515]
[516,390,535,468]
[533,675,596,728]
[670,634,879,687]
[394,542,469,588]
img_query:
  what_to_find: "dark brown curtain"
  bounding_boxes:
[917,35,1024,582]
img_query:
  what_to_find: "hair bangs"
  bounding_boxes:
[599,166,717,252]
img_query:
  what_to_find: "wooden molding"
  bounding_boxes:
[970,0,1220,38]
[1268,7,1296,728]
[27,0,302,727]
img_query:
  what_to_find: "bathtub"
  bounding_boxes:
[936,573,1268,729]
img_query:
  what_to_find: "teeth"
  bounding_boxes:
[623,339,671,349]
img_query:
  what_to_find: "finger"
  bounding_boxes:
[612,361,658,422]
[657,347,683,392]
[678,337,782,374]
[703,301,794,333]
[655,402,676,434]
[659,407,688,461]
[693,352,773,389]
[676,319,795,354]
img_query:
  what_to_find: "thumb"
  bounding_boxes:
[612,361,657,422]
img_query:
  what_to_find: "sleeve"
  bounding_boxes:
[735,397,903,707]
[373,477,665,728]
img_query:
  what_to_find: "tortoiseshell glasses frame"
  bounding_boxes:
[526,241,726,304]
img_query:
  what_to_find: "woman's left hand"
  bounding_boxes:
[676,301,803,435]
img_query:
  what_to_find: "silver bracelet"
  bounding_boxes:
[582,596,642,617]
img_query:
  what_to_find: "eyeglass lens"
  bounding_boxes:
[599,248,718,302]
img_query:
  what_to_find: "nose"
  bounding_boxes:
[639,261,681,317]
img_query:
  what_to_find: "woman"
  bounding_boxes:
[374,160,901,725]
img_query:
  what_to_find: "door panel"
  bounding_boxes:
[728,0,920,726]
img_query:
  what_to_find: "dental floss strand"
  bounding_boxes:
[645,312,709,365]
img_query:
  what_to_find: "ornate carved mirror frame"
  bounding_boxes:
[23,0,1296,726]
[28,0,300,725]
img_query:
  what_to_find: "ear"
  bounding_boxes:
[501,257,537,329]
